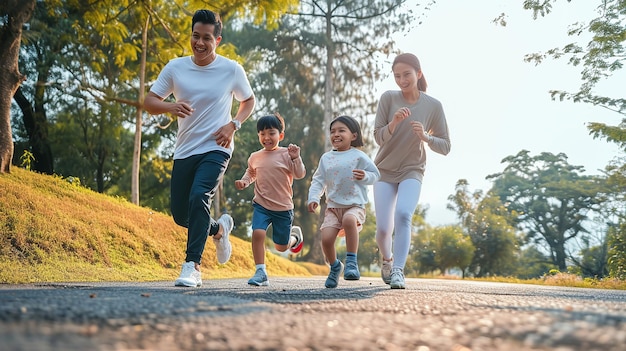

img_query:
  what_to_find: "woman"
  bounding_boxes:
[373,53,451,289]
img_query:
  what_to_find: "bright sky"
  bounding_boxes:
[374,0,623,225]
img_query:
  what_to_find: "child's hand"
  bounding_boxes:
[352,169,365,181]
[235,180,246,190]
[287,144,301,160]
[307,202,318,213]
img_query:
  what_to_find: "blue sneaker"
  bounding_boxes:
[248,268,269,286]
[344,260,360,280]
[325,261,344,288]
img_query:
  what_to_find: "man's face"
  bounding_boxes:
[190,23,221,64]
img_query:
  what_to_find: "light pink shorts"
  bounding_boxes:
[320,207,366,236]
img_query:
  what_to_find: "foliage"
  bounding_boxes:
[487,150,608,271]
[569,232,609,278]
[522,0,626,149]
[608,222,626,279]
[519,2,626,275]
[0,0,36,174]
[447,179,521,277]
[413,225,473,276]
[515,246,557,279]
[19,149,34,170]
[11,0,297,205]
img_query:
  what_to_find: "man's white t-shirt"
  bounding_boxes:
[150,55,253,159]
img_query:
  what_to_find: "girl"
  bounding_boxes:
[307,115,380,288]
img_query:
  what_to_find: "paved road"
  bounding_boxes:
[1,277,625,351]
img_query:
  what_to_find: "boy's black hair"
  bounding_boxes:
[330,115,364,147]
[192,9,222,37]
[257,112,285,133]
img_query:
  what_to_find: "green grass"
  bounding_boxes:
[0,167,313,284]
[406,272,626,290]
[2,168,624,290]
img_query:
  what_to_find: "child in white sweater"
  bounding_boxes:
[307,115,380,288]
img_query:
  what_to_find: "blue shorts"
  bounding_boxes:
[251,202,294,245]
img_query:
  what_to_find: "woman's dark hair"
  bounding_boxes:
[257,112,285,133]
[393,53,427,92]
[192,9,222,37]
[330,115,364,148]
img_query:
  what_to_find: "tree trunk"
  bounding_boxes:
[13,86,54,174]
[302,1,336,265]
[555,241,567,271]
[0,0,36,173]
[131,17,149,205]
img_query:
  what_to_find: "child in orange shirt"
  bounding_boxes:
[235,113,306,286]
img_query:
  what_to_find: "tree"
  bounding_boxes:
[0,0,36,173]
[447,179,520,277]
[519,0,626,279]
[608,222,626,279]
[414,225,473,276]
[433,226,474,274]
[487,150,607,271]
[12,1,83,175]
[515,246,556,279]
[521,0,625,149]
[11,1,295,203]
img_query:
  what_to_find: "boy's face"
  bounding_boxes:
[258,128,284,151]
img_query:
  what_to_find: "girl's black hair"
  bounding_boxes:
[192,9,222,37]
[330,115,364,147]
[256,112,285,132]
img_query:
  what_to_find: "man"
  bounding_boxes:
[144,9,255,287]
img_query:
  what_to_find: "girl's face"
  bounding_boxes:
[258,128,284,151]
[393,62,422,93]
[329,121,356,151]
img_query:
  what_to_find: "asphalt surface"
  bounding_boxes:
[1,277,625,351]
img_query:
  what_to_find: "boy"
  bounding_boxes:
[235,113,306,286]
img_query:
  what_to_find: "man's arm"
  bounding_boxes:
[143,92,194,118]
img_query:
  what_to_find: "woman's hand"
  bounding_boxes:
[389,107,411,134]
[410,121,431,142]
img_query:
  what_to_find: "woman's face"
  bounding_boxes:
[393,62,421,92]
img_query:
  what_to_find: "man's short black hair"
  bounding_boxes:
[192,9,222,37]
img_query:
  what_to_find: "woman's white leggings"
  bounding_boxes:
[373,179,422,270]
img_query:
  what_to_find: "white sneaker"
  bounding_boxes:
[214,214,233,264]
[174,261,202,287]
[390,268,405,289]
[289,226,304,253]
[381,257,393,285]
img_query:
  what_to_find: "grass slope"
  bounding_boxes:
[0,168,311,284]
